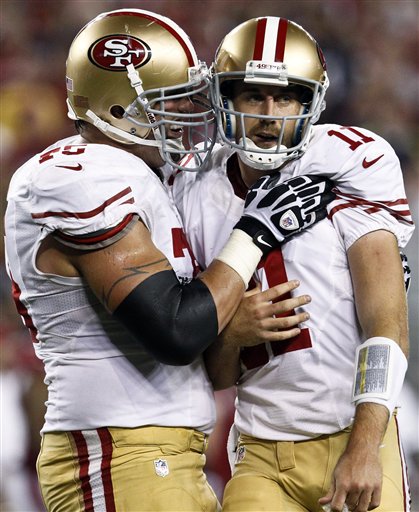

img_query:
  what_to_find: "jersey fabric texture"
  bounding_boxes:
[5,135,215,435]
[170,124,414,441]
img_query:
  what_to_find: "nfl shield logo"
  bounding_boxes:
[235,445,246,464]
[279,209,299,230]
[154,458,169,477]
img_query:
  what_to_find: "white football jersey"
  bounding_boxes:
[4,135,215,434]
[170,124,414,441]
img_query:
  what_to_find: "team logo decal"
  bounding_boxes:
[154,458,169,477]
[88,35,152,70]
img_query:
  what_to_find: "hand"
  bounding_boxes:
[319,402,388,512]
[221,280,311,348]
[235,174,335,254]
[318,448,383,512]
[204,280,311,390]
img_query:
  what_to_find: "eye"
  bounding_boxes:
[275,95,292,104]
[245,93,264,104]
[275,92,300,105]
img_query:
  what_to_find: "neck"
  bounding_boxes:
[236,150,294,187]
[236,153,282,188]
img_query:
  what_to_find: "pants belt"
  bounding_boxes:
[106,426,208,454]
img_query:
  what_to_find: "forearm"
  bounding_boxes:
[347,402,389,455]
[198,259,246,333]
[204,337,241,390]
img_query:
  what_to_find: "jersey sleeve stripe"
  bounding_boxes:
[329,193,413,224]
[54,213,137,246]
[31,187,133,219]
[336,190,411,208]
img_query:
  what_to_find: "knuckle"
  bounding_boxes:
[275,317,294,328]
[254,311,265,322]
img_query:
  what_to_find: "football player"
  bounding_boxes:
[170,17,414,512]
[4,9,333,512]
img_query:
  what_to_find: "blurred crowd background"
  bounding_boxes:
[1,0,418,510]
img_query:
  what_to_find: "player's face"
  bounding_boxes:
[153,93,195,141]
[131,95,195,168]
[232,83,302,149]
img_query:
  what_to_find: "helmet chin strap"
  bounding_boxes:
[125,64,185,161]
[85,109,161,147]
[237,138,289,171]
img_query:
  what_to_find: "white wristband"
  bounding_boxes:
[352,336,408,417]
[215,229,263,287]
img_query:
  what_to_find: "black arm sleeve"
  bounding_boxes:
[113,270,219,366]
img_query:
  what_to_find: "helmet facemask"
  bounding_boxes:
[129,64,217,171]
[212,70,328,170]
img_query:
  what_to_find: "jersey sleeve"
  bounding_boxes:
[30,147,141,250]
[323,126,415,249]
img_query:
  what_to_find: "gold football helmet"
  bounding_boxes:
[211,17,329,170]
[66,9,215,170]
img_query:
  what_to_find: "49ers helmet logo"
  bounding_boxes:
[88,35,152,70]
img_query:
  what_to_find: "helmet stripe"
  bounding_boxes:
[275,18,288,62]
[254,17,288,63]
[253,18,267,60]
[105,10,197,66]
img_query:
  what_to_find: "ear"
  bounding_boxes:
[222,97,236,139]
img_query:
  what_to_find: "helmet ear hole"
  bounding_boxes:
[110,105,126,119]
[222,97,236,140]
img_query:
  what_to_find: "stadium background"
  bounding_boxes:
[1,0,418,510]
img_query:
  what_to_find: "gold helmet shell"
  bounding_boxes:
[212,17,329,170]
[214,17,328,89]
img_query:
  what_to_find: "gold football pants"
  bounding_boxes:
[222,415,410,511]
[37,426,220,511]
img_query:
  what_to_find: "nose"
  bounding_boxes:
[261,97,275,117]
[176,96,194,114]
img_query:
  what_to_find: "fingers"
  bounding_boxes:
[319,487,380,512]
[238,280,311,344]
[368,488,381,510]
[268,294,311,317]
[264,310,309,330]
[256,279,301,303]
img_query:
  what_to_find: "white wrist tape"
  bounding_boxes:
[216,229,263,287]
[352,336,408,417]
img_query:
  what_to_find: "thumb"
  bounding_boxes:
[318,481,335,506]
[244,283,262,297]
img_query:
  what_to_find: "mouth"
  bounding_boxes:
[252,132,280,148]
[166,124,184,139]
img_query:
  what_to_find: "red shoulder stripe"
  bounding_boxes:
[31,187,133,220]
